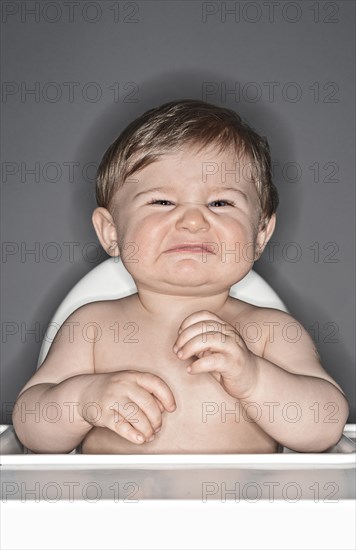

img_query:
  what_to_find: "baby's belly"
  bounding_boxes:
[86,338,278,454]
[81,392,278,454]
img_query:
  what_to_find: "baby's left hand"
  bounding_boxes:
[173,310,259,400]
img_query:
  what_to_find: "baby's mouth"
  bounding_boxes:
[165,244,216,254]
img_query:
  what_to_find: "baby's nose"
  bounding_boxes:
[175,203,210,232]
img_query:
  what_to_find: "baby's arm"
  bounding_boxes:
[12,303,98,452]
[174,309,349,452]
[12,303,175,453]
[239,309,349,451]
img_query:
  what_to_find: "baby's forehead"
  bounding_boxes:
[114,153,258,211]
[133,146,255,186]
[136,144,251,176]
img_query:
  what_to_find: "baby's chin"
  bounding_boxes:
[127,258,254,291]
[135,277,240,296]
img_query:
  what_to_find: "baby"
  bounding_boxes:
[13,100,349,453]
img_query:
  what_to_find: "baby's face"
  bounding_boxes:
[108,145,274,295]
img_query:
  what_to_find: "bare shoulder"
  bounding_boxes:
[230,301,343,392]
[230,300,316,363]
[17,298,131,397]
[54,299,125,337]
[227,297,294,337]
[69,294,136,323]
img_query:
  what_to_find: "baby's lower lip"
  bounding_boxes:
[166,247,213,253]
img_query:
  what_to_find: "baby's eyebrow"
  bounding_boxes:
[210,186,249,202]
[133,186,167,200]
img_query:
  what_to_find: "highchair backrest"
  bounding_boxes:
[37,257,288,368]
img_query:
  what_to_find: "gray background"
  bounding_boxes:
[1,0,355,423]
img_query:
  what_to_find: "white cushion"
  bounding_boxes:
[37,257,288,368]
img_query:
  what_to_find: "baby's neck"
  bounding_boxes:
[134,286,231,324]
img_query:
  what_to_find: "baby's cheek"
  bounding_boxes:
[228,232,258,259]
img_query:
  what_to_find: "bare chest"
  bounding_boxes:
[83,312,277,453]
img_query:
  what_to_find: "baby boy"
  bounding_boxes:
[13,100,349,453]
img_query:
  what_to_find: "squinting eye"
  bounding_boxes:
[147,199,174,206]
[209,199,235,207]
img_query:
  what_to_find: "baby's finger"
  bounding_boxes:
[118,396,162,440]
[174,320,224,352]
[186,353,226,376]
[154,396,165,413]
[126,386,164,433]
[108,411,151,445]
[178,310,225,333]
[177,331,229,362]
[135,371,176,413]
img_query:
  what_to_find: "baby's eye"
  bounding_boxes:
[209,199,235,207]
[147,199,174,206]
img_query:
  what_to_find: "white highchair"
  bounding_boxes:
[2,258,355,550]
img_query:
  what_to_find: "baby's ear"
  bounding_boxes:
[92,207,120,257]
[254,214,276,260]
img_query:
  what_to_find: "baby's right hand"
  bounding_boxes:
[78,370,176,445]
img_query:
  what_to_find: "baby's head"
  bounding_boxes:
[95,99,278,225]
[92,100,279,292]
